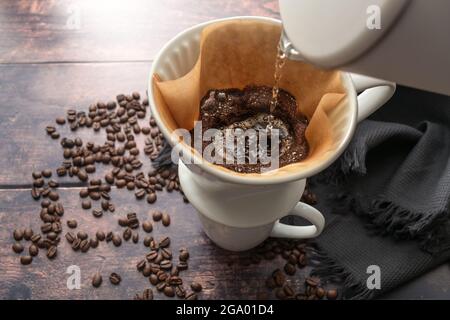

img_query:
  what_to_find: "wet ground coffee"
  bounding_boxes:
[195,85,309,173]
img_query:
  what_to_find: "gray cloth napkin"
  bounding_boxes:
[303,86,450,299]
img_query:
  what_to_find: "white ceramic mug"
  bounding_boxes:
[148,16,396,251]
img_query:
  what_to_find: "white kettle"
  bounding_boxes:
[279,0,450,96]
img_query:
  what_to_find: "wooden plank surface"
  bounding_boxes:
[1,187,295,300]
[0,0,448,300]
[0,0,279,63]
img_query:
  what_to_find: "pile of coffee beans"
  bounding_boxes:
[11,92,195,299]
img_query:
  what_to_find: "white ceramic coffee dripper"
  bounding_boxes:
[148,16,395,251]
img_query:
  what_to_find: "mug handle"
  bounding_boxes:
[350,74,396,123]
[270,202,325,239]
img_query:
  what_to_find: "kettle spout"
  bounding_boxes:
[280,29,304,61]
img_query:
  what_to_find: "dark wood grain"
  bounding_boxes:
[0,188,300,300]
[0,62,151,185]
[0,0,279,63]
[0,0,448,300]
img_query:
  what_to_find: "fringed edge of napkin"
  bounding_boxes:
[313,146,450,254]
[307,243,375,300]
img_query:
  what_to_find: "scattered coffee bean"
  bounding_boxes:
[92,272,102,288]
[13,229,24,241]
[67,220,78,229]
[163,286,175,297]
[77,231,88,240]
[42,169,52,178]
[146,193,157,204]
[190,282,202,292]
[29,244,39,256]
[20,256,33,265]
[12,243,24,254]
[142,221,153,233]
[109,273,121,285]
[112,234,122,247]
[24,228,34,241]
[96,230,106,241]
[284,263,296,275]
[162,213,171,227]
[56,117,66,125]
[327,289,338,300]
[185,292,197,300]
[47,246,57,259]
[81,200,91,209]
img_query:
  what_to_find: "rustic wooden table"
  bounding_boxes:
[0,0,448,300]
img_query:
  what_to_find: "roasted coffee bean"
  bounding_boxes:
[162,213,171,226]
[48,179,59,188]
[101,200,109,211]
[65,232,75,243]
[24,228,33,240]
[41,223,52,233]
[112,234,122,247]
[42,169,52,178]
[32,171,42,179]
[13,229,24,241]
[47,246,57,259]
[146,250,158,262]
[33,178,44,188]
[41,199,51,208]
[305,277,319,287]
[327,289,338,300]
[284,263,296,275]
[159,236,170,248]
[30,234,41,243]
[92,272,102,288]
[185,292,197,300]
[76,231,88,240]
[160,260,172,270]
[96,230,106,241]
[152,211,162,221]
[118,217,129,227]
[137,259,146,271]
[132,233,139,244]
[135,189,146,199]
[146,193,157,204]
[109,273,121,285]
[56,116,66,125]
[190,282,202,292]
[12,242,24,254]
[272,269,286,287]
[142,288,153,300]
[123,228,132,241]
[29,244,39,256]
[67,220,77,229]
[81,200,91,210]
[71,238,81,251]
[179,250,189,262]
[20,256,33,265]
[142,221,153,233]
[56,166,67,176]
[48,191,59,201]
[90,238,99,248]
[92,209,103,218]
[161,248,172,260]
[79,189,89,198]
[177,262,188,271]
[175,285,186,298]
[143,236,152,247]
[149,274,159,286]
[142,264,152,277]
[80,239,90,252]
[55,203,64,216]
[315,287,325,299]
[46,232,58,241]
[163,286,175,297]
[31,188,40,200]
[106,231,113,242]
[156,282,166,291]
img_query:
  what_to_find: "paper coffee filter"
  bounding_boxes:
[153,20,348,178]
